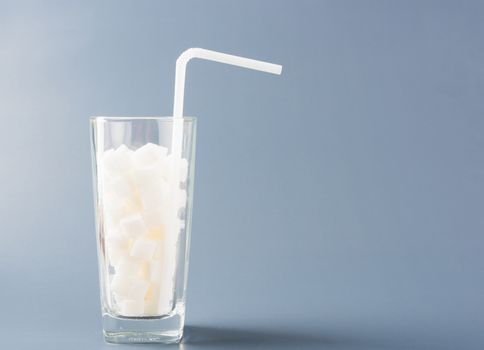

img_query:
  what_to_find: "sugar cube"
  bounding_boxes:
[179,158,189,182]
[144,283,160,316]
[110,274,132,297]
[133,143,168,169]
[105,234,129,251]
[131,162,165,192]
[119,299,144,317]
[142,206,170,229]
[130,238,158,260]
[106,247,123,266]
[120,213,147,239]
[128,279,150,299]
[103,174,133,198]
[103,145,133,176]
[138,182,171,211]
[149,261,163,283]
[115,256,141,276]
[177,189,187,208]
[157,275,175,315]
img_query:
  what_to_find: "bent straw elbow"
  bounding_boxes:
[176,48,201,68]
[173,47,282,118]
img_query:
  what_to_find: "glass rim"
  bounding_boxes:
[90,116,197,122]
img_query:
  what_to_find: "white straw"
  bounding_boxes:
[165,48,281,307]
[171,48,282,157]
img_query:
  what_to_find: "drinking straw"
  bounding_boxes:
[162,48,281,308]
[171,48,282,157]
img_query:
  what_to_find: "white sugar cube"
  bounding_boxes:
[101,148,114,165]
[130,239,158,260]
[163,251,177,281]
[179,158,189,182]
[104,213,124,234]
[122,195,143,215]
[128,278,150,299]
[163,238,177,263]
[162,155,174,182]
[103,219,123,237]
[103,174,133,198]
[117,144,131,154]
[103,145,133,176]
[120,213,147,239]
[163,155,189,184]
[177,189,187,208]
[105,234,129,251]
[132,163,165,192]
[115,256,141,275]
[149,261,163,283]
[101,194,124,227]
[104,211,124,230]
[145,279,177,316]
[151,239,177,315]
[152,242,163,261]
[142,206,170,229]
[138,182,171,211]
[119,299,144,317]
[133,143,168,169]
[107,247,123,266]
[103,191,124,210]
[105,235,129,266]
[111,274,150,300]
[164,219,182,243]
[157,274,175,315]
[110,274,132,297]
[144,284,160,315]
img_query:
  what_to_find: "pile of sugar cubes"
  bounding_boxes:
[100,143,188,317]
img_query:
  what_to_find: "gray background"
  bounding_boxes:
[1,0,483,349]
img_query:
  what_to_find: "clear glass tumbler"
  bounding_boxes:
[90,116,196,343]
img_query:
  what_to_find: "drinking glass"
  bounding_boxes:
[90,116,196,343]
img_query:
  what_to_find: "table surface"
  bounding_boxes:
[8,318,484,350]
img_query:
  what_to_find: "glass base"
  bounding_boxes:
[102,303,185,344]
